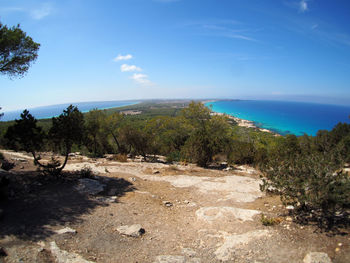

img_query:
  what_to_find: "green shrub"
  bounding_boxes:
[1,159,15,171]
[114,153,128,162]
[79,166,94,178]
[260,214,282,226]
[166,151,181,163]
[260,152,350,229]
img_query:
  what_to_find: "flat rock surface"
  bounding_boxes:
[0,150,349,263]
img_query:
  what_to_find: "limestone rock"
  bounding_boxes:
[75,178,105,195]
[154,255,201,263]
[154,255,186,263]
[303,252,332,263]
[54,227,77,235]
[163,201,173,207]
[50,241,95,263]
[116,224,145,237]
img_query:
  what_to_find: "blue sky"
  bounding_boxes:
[1,0,350,111]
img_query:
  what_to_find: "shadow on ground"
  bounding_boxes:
[0,170,135,241]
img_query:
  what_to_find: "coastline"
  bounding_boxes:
[209,111,281,136]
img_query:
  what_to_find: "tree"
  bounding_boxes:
[48,105,84,174]
[180,102,231,167]
[0,22,40,77]
[84,109,110,157]
[260,151,350,229]
[1,21,40,118]
[4,110,45,154]
[103,112,129,154]
[5,106,84,175]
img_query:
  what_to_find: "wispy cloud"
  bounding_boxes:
[299,0,308,13]
[0,2,53,20]
[130,73,153,86]
[182,19,257,42]
[114,54,133,62]
[30,3,53,20]
[121,64,142,72]
[311,24,319,30]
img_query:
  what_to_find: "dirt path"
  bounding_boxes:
[0,151,349,263]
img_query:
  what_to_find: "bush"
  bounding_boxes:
[166,151,181,163]
[79,166,94,178]
[260,152,350,229]
[1,159,15,171]
[114,153,128,162]
[260,214,283,226]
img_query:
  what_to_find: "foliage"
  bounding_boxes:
[84,109,111,157]
[4,105,84,176]
[0,22,40,77]
[48,105,84,174]
[180,102,232,167]
[1,159,15,171]
[260,214,282,226]
[114,153,128,162]
[260,150,350,228]
[4,110,45,153]
[79,166,94,178]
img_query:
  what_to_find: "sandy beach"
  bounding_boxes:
[210,111,280,135]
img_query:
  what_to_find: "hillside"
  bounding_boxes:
[0,150,349,263]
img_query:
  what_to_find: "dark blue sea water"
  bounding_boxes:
[1,100,139,122]
[205,100,350,136]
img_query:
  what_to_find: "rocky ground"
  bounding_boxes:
[0,150,349,263]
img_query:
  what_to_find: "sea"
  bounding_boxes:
[205,100,350,136]
[1,100,139,122]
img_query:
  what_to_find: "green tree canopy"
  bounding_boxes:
[0,22,40,77]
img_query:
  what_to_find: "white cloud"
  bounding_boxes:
[114,54,133,62]
[130,73,152,85]
[121,64,142,72]
[311,24,319,30]
[299,0,308,13]
[0,2,53,20]
[30,3,53,20]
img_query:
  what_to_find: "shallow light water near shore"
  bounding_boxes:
[1,101,139,121]
[206,100,350,136]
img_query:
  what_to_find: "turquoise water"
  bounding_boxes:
[1,100,139,121]
[205,100,350,136]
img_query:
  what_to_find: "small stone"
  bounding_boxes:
[37,241,45,247]
[286,216,293,222]
[116,224,145,237]
[50,241,95,263]
[338,243,342,247]
[153,170,160,174]
[286,205,294,210]
[154,255,185,263]
[183,200,190,204]
[163,201,173,207]
[55,227,77,235]
[335,247,340,252]
[303,252,332,263]
[181,248,196,257]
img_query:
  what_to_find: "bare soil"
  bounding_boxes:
[0,150,349,263]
